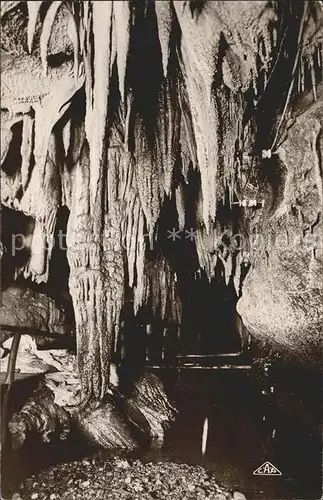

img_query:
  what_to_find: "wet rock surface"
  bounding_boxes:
[2,370,321,500]
[3,336,177,453]
[14,456,244,500]
[237,86,323,365]
[0,287,71,340]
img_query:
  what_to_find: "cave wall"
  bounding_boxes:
[237,85,323,365]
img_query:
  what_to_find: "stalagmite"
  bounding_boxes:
[67,143,103,398]
[155,0,173,78]
[67,135,132,398]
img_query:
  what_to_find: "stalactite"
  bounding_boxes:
[18,74,84,281]
[135,118,164,242]
[24,219,47,278]
[61,119,86,209]
[88,1,113,208]
[175,184,185,230]
[134,210,146,314]
[119,149,143,289]
[181,71,219,229]
[218,91,243,194]
[155,0,173,78]
[233,251,242,297]
[312,127,323,206]
[0,125,13,166]
[40,1,63,75]
[272,26,278,48]
[178,80,198,180]
[261,27,273,69]
[26,73,83,194]
[156,81,180,197]
[124,93,133,151]
[20,113,34,192]
[27,0,42,53]
[110,4,117,75]
[113,0,130,102]
[66,9,79,83]
[309,55,317,101]
[223,253,233,286]
[21,129,60,284]
[174,2,224,228]
[125,196,140,287]
[138,258,182,324]
[19,0,306,404]
[62,118,71,158]
[300,57,305,92]
[195,225,217,280]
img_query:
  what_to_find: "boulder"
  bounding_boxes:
[0,286,72,342]
[237,86,323,365]
[4,336,177,451]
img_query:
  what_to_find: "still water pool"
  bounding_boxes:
[2,369,322,500]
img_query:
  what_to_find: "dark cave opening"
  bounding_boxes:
[1,2,322,499]
[1,196,245,368]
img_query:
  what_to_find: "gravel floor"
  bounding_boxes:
[13,456,247,500]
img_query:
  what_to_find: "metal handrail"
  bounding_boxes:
[1,325,74,447]
[1,324,74,339]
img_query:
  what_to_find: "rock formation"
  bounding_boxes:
[1,1,322,426]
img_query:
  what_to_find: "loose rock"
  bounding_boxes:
[233,493,247,500]
[15,455,244,500]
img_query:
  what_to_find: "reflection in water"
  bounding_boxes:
[142,370,322,500]
[2,369,322,500]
